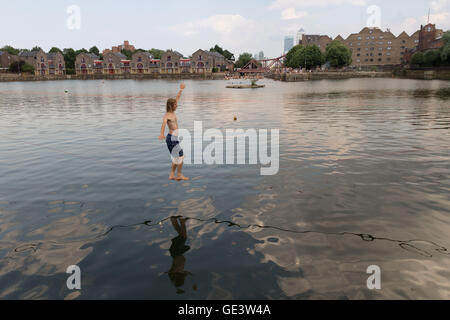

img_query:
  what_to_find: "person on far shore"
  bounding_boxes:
[158,83,189,181]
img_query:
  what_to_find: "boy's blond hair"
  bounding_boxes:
[167,98,177,113]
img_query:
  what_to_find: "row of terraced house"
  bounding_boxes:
[0,49,66,75]
[75,49,234,75]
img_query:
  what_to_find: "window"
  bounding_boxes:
[387,47,392,50]
[357,59,361,62]
[378,47,383,51]
[378,58,382,62]
[357,36,362,40]
[357,48,361,51]
[378,53,382,56]
[370,47,375,51]
[357,53,361,56]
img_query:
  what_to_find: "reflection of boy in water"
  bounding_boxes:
[168,217,191,294]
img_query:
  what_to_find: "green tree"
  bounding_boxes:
[89,46,100,56]
[49,47,63,54]
[75,48,88,55]
[31,46,42,52]
[1,45,20,55]
[63,48,76,70]
[120,49,133,60]
[149,48,165,59]
[442,31,450,45]
[285,45,303,68]
[424,50,441,66]
[300,45,325,69]
[441,45,450,64]
[235,52,253,68]
[325,40,352,68]
[210,45,235,61]
[411,52,425,66]
[440,31,450,63]
[9,61,34,73]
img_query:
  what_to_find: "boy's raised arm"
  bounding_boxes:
[176,83,186,103]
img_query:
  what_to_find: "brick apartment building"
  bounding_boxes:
[76,52,101,75]
[300,27,421,67]
[0,51,18,70]
[160,50,184,74]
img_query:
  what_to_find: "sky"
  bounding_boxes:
[1,0,449,58]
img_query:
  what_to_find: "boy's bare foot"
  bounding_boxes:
[176,175,190,181]
[169,175,176,180]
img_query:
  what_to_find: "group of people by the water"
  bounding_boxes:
[224,75,264,81]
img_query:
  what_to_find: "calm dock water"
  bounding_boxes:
[0,78,449,299]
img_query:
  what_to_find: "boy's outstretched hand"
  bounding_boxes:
[180,83,186,90]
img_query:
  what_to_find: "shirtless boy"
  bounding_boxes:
[158,83,189,181]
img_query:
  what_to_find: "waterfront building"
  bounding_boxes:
[19,49,48,75]
[343,27,419,67]
[180,58,191,74]
[47,52,65,75]
[103,52,127,74]
[418,23,444,50]
[75,53,101,75]
[300,34,333,53]
[160,50,184,74]
[208,51,227,70]
[0,51,18,70]
[191,49,214,74]
[131,51,154,74]
[299,26,425,67]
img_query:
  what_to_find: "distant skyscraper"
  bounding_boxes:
[296,28,305,45]
[258,51,265,60]
[254,53,258,60]
[284,36,294,53]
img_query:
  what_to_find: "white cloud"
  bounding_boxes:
[270,0,367,9]
[281,8,308,20]
[168,14,283,57]
[431,0,450,12]
[172,14,254,37]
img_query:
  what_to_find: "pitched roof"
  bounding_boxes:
[19,50,39,57]
[114,52,127,59]
[47,52,63,59]
[166,50,183,57]
[133,51,153,59]
[208,51,225,59]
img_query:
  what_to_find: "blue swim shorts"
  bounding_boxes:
[166,134,184,158]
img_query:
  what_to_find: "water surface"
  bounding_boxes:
[0,78,449,299]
